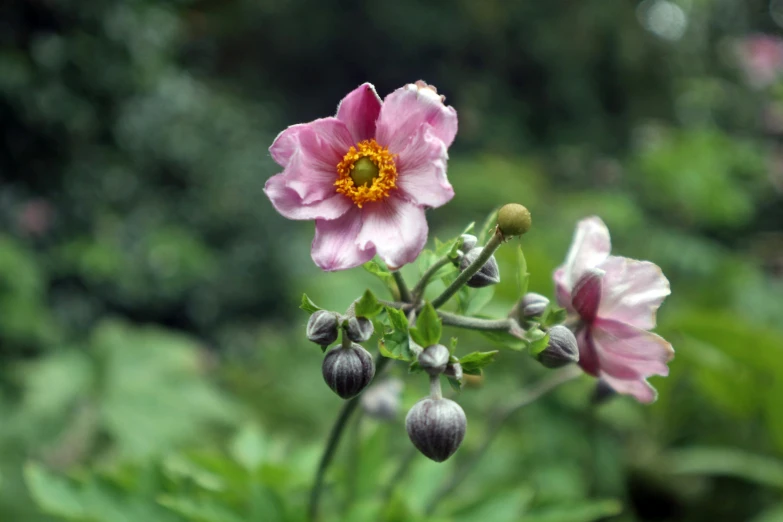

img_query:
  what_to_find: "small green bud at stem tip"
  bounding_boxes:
[497,203,532,237]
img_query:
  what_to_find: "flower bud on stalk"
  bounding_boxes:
[307,311,340,346]
[459,234,478,253]
[322,343,375,399]
[497,203,532,237]
[460,247,500,288]
[345,316,374,343]
[406,397,467,462]
[418,344,450,375]
[514,292,550,320]
[536,325,580,368]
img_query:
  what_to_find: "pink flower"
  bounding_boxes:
[554,217,674,403]
[264,81,457,271]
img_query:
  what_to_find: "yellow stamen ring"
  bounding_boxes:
[335,139,397,208]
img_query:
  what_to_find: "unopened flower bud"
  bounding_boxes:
[405,397,467,462]
[346,316,374,343]
[360,378,403,420]
[418,344,450,375]
[497,203,532,237]
[459,234,477,253]
[444,361,463,382]
[515,292,550,320]
[322,343,375,399]
[307,310,339,346]
[460,247,500,288]
[537,325,580,368]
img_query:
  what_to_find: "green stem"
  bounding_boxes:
[392,271,413,303]
[424,365,582,515]
[411,256,453,303]
[308,355,391,522]
[431,228,504,309]
[438,311,519,332]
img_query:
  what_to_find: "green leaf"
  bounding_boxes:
[354,289,383,318]
[527,328,550,356]
[229,423,266,472]
[459,351,499,375]
[300,293,322,315]
[517,245,530,297]
[25,463,86,518]
[379,307,414,361]
[447,376,462,393]
[478,318,527,350]
[660,447,783,489]
[465,286,495,316]
[541,307,568,328]
[410,302,441,347]
[363,260,395,290]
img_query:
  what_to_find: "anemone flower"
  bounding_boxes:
[264,81,457,271]
[554,217,674,403]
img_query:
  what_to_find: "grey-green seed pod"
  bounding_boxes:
[517,292,550,319]
[346,316,374,343]
[322,343,375,399]
[460,247,500,288]
[307,310,340,346]
[459,234,478,253]
[537,325,579,368]
[418,344,450,375]
[406,397,467,462]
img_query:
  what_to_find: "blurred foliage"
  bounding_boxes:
[2,0,783,521]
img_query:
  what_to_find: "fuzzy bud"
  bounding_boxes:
[307,311,340,346]
[360,378,403,420]
[405,397,467,462]
[418,344,450,375]
[444,360,463,383]
[346,316,374,343]
[459,234,477,253]
[460,247,500,288]
[497,203,532,237]
[517,292,550,319]
[537,325,580,368]
[322,343,375,399]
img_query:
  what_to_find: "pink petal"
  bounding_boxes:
[264,173,352,221]
[269,124,306,168]
[311,208,375,271]
[553,268,574,312]
[572,268,604,323]
[575,326,600,376]
[336,83,382,144]
[596,256,671,330]
[394,125,454,208]
[376,83,458,152]
[555,217,611,291]
[356,195,428,270]
[591,318,674,379]
[600,374,658,403]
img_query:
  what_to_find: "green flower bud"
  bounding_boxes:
[497,203,531,237]
[346,316,374,343]
[322,343,375,399]
[460,247,500,288]
[307,310,340,346]
[537,325,579,368]
[418,344,450,375]
[406,397,467,462]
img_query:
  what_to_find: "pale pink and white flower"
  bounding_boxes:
[554,217,674,403]
[264,81,457,271]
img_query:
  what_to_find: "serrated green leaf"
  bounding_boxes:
[459,351,499,375]
[363,260,396,290]
[300,294,322,314]
[517,245,530,297]
[541,307,568,328]
[354,289,383,318]
[412,302,441,347]
[380,307,414,361]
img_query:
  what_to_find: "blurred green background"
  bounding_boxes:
[2,0,783,521]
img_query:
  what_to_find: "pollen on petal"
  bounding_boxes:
[335,139,398,208]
